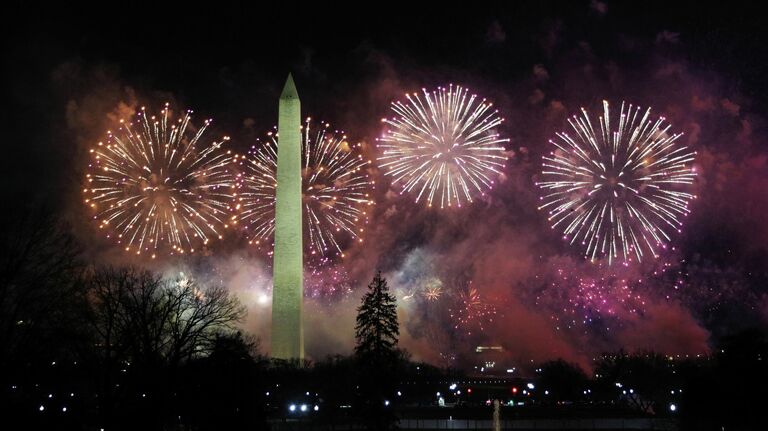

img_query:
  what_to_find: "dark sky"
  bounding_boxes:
[3,1,768,367]
[3,1,768,203]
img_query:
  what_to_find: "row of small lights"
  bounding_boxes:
[288,404,319,413]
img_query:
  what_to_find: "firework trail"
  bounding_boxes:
[377,85,509,208]
[537,101,697,264]
[84,104,235,258]
[235,118,373,260]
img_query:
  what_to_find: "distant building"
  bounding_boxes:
[473,345,510,375]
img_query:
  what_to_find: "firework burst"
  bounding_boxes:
[84,104,235,258]
[449,281,497,335]
[377,85,509,208]
[535,268,649,334]
[422,278,444,301]
[537,101,697,264]
[305,260,353,299]
[236,118,373,259]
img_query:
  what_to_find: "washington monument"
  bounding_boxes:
[271,74,304,360]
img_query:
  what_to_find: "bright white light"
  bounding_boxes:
[300,404,307,412]
[397,391,402,396]
[545,390,549,395]
[449,383,457,390]
[670,404,677,412]
[289,404,296,412]
[313,405,319,411]
[436,392,441,397]
[39,405,44,412]
[384,400,390,406]
[258,294,269,305]
[527,383,535,389]
[62,407,67,412]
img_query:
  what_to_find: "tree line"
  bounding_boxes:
[2,210,767,431]
[0,209,410,430]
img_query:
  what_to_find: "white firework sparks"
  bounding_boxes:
[236,118,373,259]
[377,84,509,208]
[537,101,697,264]
[84,104,235,258]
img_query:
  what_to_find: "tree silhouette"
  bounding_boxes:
[0,209,86,367]
[594,351,678,414]
[354,271,400,430]
[355,271,399,360]
[85,266,246,429]
[0,209,90,431]
[537,359,588,404]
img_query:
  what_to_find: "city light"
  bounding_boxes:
[258,294,270,305]
[289,404,296,412]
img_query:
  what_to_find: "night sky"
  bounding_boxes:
[3,1,768,370]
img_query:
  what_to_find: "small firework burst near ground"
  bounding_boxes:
[377,85,509,208]
[537,269,648,334]
[84,104,236,258]
[422,278,443,301]
[537,101,697,264]
[235,118,373,261]
[449,281,498,336]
